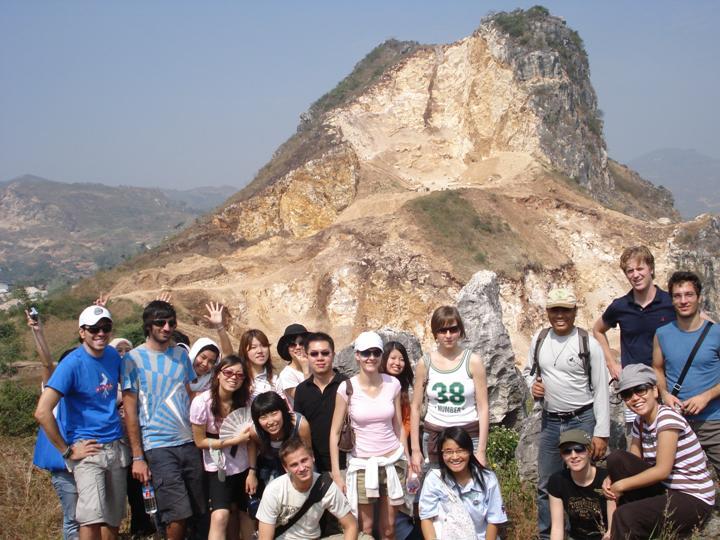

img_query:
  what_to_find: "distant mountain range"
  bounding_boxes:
[0,175,236,287]
[628,149,720,219]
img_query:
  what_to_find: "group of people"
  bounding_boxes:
[27,244,719,540]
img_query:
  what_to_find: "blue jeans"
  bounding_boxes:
[50,470,79,540]
[537,408,595,540]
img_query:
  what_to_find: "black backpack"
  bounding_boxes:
[529,327,593,392]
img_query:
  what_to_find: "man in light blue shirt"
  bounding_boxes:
[653,270,720,476]
[122,300,205,540]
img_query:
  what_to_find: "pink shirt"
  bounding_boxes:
[337,374,401,457]
[190,391,250,475]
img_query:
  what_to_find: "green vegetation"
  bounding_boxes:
[0,381,38,436]
[406,190,532,280]
[487,425,519,468]
[0,320,23,375]
[307,39,423,120]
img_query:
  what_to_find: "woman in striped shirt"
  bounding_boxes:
[603,364,714,539]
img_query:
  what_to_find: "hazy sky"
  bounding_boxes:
[1,1,718,190]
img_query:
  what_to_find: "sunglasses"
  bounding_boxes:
[288,338,304,348]
[560,444,588,456]
[84,323,113,334]
[437,325,460,335]
[308,350,332,358]
[221,369,245,380]
[619,384,652,401]
[358,348,382,358]
[150,318,177,328]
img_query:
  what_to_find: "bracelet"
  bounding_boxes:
[132,456,145,462]
[62,445,73,459]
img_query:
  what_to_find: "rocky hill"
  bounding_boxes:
[0,175,232,286]
[101,8,716,365]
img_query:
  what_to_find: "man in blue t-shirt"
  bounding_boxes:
[35,305,128,540]
[653,270,720,476]
[122,300,205,540]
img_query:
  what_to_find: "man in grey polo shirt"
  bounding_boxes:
[522,288,610,540]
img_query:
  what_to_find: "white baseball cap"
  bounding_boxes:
[78,305,112,327]
[354,331,383,352]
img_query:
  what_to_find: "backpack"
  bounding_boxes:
[529,327,593,392]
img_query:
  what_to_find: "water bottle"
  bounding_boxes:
[142,482,158,515]
[406,471,420,495]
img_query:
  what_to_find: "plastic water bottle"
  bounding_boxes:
[142,483,158,515]
[406,472,420,495]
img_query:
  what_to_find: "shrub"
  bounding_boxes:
[0,381,38,437]
[487,425,519,468]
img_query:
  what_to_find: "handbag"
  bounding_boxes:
[337,379,355,452]
[430,470,477,540]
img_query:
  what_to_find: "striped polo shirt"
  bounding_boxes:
[631,405,715,505]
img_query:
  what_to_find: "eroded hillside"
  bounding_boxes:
[102,8,715,357]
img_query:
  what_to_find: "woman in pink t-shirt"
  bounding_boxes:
[330,331,411,540]
[190,355,257,540]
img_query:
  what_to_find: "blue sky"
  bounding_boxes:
[1,1,718,189]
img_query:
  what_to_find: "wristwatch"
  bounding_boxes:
[62,444,73,459]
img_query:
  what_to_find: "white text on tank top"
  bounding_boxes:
[424,350,478,426]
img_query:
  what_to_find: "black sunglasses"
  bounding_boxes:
[437,325,460,335]
[358,348,382,358]
[308,350,332,358]
[619,384,652,401]
[84,323,113,334]
[150,318,177,328]
[560,444,588,456]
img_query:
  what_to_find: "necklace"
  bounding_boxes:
[551,335,571,367]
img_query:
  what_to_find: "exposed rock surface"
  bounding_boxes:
[457,271,527,425]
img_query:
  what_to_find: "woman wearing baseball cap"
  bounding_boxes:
[548,428,614,539]
[602,364,714,539]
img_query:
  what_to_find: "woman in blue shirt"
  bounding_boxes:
[419,427,507,540]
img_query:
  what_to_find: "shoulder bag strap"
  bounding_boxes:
[274,472,333,537]
[530,328,551,378]
[671,322,714,396]
[577,327,592,392]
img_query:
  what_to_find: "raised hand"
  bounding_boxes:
[204,302,226,329]
[155,291,172,304]
[94,293,110,307]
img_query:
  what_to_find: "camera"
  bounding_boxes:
[29,307,39,321]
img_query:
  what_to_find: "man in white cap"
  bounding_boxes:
[522,288,609,540]
[35,305,128,540]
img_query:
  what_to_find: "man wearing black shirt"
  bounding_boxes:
[293,332,347,473]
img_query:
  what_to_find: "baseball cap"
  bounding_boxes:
[616,364,657,393]
[354,331,383,352]
[546,288,577,309]
[78,305,112,327]
[558,429,592,448]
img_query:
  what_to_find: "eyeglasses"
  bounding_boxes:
[308,350,332,358]
[358,348,382,358]
[221,369,244,380]
[84,323,113,334]
[441,448,470,458]
[619,384,652,401]
[288,338,304,348]
[560,444,588,456]
[437,325,460,335]
[151,319,177,328]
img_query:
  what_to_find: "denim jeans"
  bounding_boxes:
[50,470,79,540]
[537,407,596,540]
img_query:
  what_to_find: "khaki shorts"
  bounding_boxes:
[355,463,407,504]
[70,439,130,527]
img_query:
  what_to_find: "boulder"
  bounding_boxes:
[457,270,529,427]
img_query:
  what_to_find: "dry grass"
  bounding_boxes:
[0,436,63,539]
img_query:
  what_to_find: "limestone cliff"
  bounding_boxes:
[102,8,716,393]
